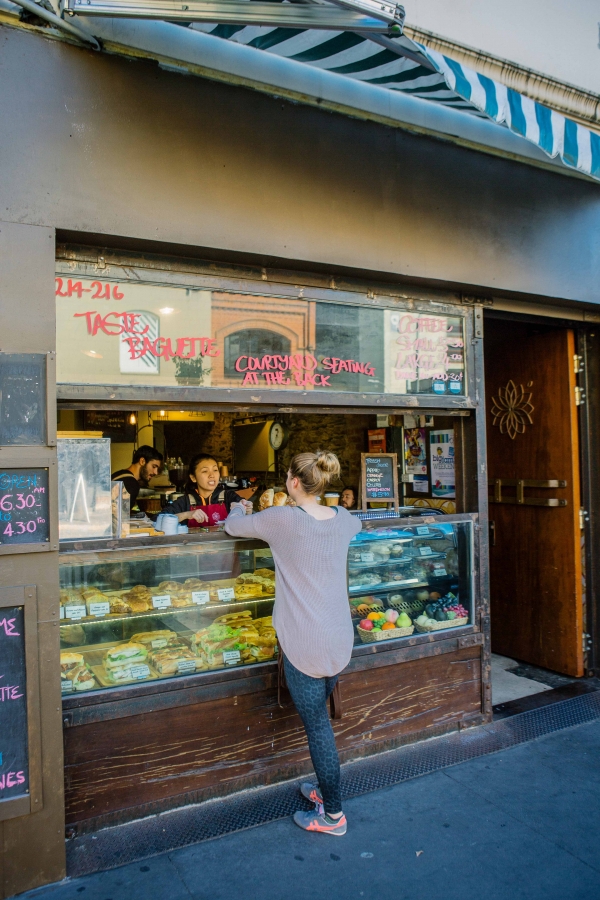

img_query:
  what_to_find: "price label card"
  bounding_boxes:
[88,601,110,618]
[360,552,375,563]
[419,546,433,557]
[177,659,197,675]
[59,606,65,620]
[64,604,87,620]
[130,664,150,680]
[223,650,241,665]
[416,526,430,536]
[433,568,447,577]
[61,679,73,694]
[217,587,235,603]
[192,590,210,606]
[151,638,168,650]
[152,594,172,609]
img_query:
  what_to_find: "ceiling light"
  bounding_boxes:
[83,350,103,358]
[159,307,175,315]
[129,412,137,425]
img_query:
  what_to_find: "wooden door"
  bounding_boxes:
[484,320,583,676]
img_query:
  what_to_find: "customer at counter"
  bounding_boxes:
[111,445,164,510]
[224,450,361,837]
[163,453,246,526]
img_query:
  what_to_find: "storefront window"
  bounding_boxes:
[55,274,466,396]
[225,329,291,378]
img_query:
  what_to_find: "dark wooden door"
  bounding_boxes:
[484,320,583,677]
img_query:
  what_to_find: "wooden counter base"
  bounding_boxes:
[64,644,484,832]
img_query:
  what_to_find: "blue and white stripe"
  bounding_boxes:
[420,45,600,181]
[192,22,599,181]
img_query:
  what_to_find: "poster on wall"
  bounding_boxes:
[430,430,455,498]
[404,428,427,475]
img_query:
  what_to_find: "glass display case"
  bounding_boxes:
[58,517,474,696]
[59,534,277,694]
[348,518,473,644]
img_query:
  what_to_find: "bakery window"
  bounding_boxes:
[349,519,473,643]
[59,533,277,693]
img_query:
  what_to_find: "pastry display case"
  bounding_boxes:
[348,518,473,643]
[59,533,277,694]
[58,516,475,696]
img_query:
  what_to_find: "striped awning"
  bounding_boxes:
[191,22,600,182]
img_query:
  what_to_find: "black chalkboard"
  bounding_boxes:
[0,353,47,446]
[0,468,50,546]
[84,411,135,443]
[361,453,399,508]
[0,606,29,801]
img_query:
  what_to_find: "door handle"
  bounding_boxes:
[489,520,496,547]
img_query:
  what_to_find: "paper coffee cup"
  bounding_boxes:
[324,493,340,506]
[162,514,179,535]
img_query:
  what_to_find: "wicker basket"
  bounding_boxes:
[414,616,468,633]
[356,624,414,643]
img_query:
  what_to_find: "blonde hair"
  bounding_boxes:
[288,450,341,496]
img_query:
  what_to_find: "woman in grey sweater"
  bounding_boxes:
[225,450,361,836]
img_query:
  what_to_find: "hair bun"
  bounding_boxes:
[315,450,341,479]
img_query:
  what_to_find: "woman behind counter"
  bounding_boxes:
[225,450,361,837]
[163,453,244,526]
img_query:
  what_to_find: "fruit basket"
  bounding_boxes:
[414,616,468,633]
[357,623,414,643]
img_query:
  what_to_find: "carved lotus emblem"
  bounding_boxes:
[491,380,534,440]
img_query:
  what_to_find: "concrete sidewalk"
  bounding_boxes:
[21,719,600,900]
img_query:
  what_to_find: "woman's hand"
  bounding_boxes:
[189,508,209,524]
[178,508,209,524]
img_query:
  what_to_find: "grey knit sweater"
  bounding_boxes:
[225,505,362,678]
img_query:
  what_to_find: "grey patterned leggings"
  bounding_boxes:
[283,653,342,815]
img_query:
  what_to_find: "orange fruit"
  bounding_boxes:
[381,622,396,630]
[367,612,380,621]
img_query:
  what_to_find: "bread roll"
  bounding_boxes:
[273,492,288,506]
[259,489,274,510]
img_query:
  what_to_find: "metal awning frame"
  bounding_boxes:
[65,0,406,35]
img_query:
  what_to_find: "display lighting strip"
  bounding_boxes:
[65,0,405,35]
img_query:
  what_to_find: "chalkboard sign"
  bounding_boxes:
[0,468,50,546]
[361,453,399,509]
[84,410,135,443]
[0,353,47,446]
[0,605,29,802]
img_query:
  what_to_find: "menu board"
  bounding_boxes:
[361,453,399,508]
[0,468,50,546]
[0,606,29,802]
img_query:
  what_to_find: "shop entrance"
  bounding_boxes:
[484,317,584,678]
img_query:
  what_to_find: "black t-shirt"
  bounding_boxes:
[111,469,141,508]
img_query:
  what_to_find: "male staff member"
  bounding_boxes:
[112,445,163,510]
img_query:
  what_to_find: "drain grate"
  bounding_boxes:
[67,691,600,878]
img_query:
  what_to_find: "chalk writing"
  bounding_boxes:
[0,469,50,545]
[0,605,29,801]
